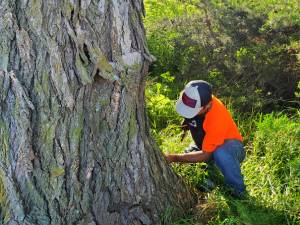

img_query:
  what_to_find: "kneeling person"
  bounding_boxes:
[164,80,246,197]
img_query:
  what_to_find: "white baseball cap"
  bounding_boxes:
[175,80,212,118]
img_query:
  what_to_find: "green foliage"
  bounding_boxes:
[144,1,199,78]
[296,81,300,98]
[243,113,300,223]
[144,0,300,113]
[146,77,181,132]
[225,0,300,29]
[169,220,202,225]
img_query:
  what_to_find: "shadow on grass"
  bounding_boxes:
[206,189,297,225]
[168,188,298,225]
[168,161,299,225]
[226,194,291,225]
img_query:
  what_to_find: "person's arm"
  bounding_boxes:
[164,151,212,163]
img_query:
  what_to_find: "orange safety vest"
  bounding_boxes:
[202,96,243,152]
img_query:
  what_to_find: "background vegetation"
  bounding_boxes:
[143,0,300,224]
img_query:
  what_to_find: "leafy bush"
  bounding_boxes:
[146,73,182,133]
[144,0,300,113]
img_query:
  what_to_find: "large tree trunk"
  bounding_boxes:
[0,1,195,225]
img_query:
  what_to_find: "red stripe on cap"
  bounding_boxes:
[182,92,197,108]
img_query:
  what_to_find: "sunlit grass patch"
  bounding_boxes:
[243,113,300,223]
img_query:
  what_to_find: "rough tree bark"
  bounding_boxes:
[0,1,195,225]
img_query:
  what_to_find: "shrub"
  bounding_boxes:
[145,74,182,133]
[144,0,300,113]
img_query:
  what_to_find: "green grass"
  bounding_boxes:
[243,113,300,224]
